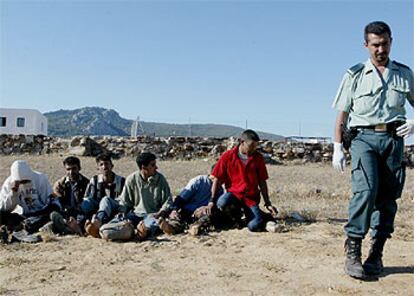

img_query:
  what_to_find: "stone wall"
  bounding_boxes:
[1,134,414,166]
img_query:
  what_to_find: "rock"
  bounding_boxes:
[263,141,274,153]
[210,144,226,155]
[67,146,87,156]
[184,144,194,151]
[25,135,34,144]
[292,147,305,154]
[2,135,413,166]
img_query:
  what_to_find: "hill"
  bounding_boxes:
[44,107,284,140]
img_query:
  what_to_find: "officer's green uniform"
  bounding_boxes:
[333,59,414,239]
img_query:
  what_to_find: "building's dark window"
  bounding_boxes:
[16,117,25,127]
[0,117,6,127]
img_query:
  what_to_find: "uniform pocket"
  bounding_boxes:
[387,85,408,108]
[352,90,374,116]
[351,159,370,193]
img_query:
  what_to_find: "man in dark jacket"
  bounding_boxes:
[49,156,89,235]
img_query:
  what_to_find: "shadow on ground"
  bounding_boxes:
[380,265,414,277]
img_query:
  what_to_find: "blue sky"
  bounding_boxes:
[1,0,413,138]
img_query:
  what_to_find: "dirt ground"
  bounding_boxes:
[0,155,413,296]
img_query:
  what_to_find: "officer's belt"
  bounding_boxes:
[354,121,404,133]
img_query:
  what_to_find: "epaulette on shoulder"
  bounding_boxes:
[347,63,364,77]
[393,61,411,70]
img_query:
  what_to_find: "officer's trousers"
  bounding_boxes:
[345,129,405,239]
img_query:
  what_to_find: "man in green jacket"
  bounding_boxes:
[99,152,173,241]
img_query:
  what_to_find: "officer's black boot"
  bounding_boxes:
[344,237,366,279]
[363,237,386,275]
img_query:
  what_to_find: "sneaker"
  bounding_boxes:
[265,221,278,232]
[11,229,42,243]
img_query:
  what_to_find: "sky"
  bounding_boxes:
[1,0,413,139]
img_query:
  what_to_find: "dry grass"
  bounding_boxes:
[1,155,413,296]
[0,155,413,225]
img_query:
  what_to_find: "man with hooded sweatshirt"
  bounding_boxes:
[0,160,60,236]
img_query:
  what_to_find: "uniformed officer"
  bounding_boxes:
[332,21,414,279]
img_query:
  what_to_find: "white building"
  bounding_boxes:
[0,108,48,136]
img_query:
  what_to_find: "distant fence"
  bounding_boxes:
[1,134,414,166]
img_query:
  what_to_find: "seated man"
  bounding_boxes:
[158,168,224,236]
[99,152,172,241]
[207,129,278,232]
[0,160,60,236]
[48,156,89,235]
[82,153,125,237]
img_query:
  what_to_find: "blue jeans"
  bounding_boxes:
[81,197,119,224]
[81,198,98,218]
[217,192,264,232]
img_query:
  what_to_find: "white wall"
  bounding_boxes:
[0,108,48,135]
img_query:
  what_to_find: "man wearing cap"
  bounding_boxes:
[0,160,59,235]
[332,21,414,279]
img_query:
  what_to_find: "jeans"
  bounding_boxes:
[217,192,264,232]
[81,197,119,224]
[81,198,99,219]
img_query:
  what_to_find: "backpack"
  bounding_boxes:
[99,220,135,241]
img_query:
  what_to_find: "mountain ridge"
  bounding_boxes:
[44,107,284,140]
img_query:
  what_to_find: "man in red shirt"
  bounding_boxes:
[207,129,277,231]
